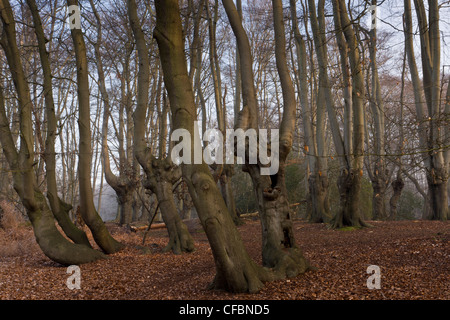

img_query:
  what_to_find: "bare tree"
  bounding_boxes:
[325,0,371,228]
[154,0,274,292]
[128,0,195,254]
[365,0,389,220]
[88,0,138,226]
[67,0,123,253]
[0,0,105,264]
[404,0,448,221]
[302,0,333,223]
[25,0,93,246]
[222,0,311,275]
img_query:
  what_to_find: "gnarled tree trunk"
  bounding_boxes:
[154,0,281,293]
[221,0,311,276]
[128,0,194,254]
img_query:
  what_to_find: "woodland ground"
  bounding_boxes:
[0,217,448,300]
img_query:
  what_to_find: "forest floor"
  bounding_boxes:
[0,218,448,300]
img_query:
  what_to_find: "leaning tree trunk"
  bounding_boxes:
[0,0,105,264]
[26,0,91,246]
[154,0,281,293]
[68,0,123,253]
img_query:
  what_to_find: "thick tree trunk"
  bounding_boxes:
[0,88,106,265]
[220,166,242,225]
[26,0,91,246]
[334,169,368,228]
[405,0,448,221]
[426,166,448,220]
[68,0,123,253]
[156,178,195,254]
[220,0,311,278]
[308,173,331,223]
[371,168,389,220]
[0,1,105,264]
[154,0,275,292]
[25,191,106,265]
[146,159,195,254]
[117,189,134,225]
[330,0,369,228]
[128,0,194,254]
[248,166,310,275]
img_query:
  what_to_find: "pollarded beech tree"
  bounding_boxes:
[299,0,333,223]
[0,0,105,265]
[154,0,270,292]
[67,0,123,253]
[128,0,195,254]
[365,0,389,220]
[404,0,448,221]
[89,0,138,226]
[154,0,314,293]
[329,0,370,228]
[222,0,311,276]
[26,0,92,247]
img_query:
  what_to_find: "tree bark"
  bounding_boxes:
[154,0,278,293]
[331,0,369,228]
[290,0,316,220]
[221,0,311,276]
[67,0,123,253]
[389,50,407,220]
[128,0,194,254]
[26,0,92,246]
[150,160,195,254]
[389,173,404,221]
[89,0,137,226]
[0,0,105,264]
[405,0,448,221]
[367,0,388,220]
[305,0,335,223]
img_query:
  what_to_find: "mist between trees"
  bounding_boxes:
[0,0,448,292]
